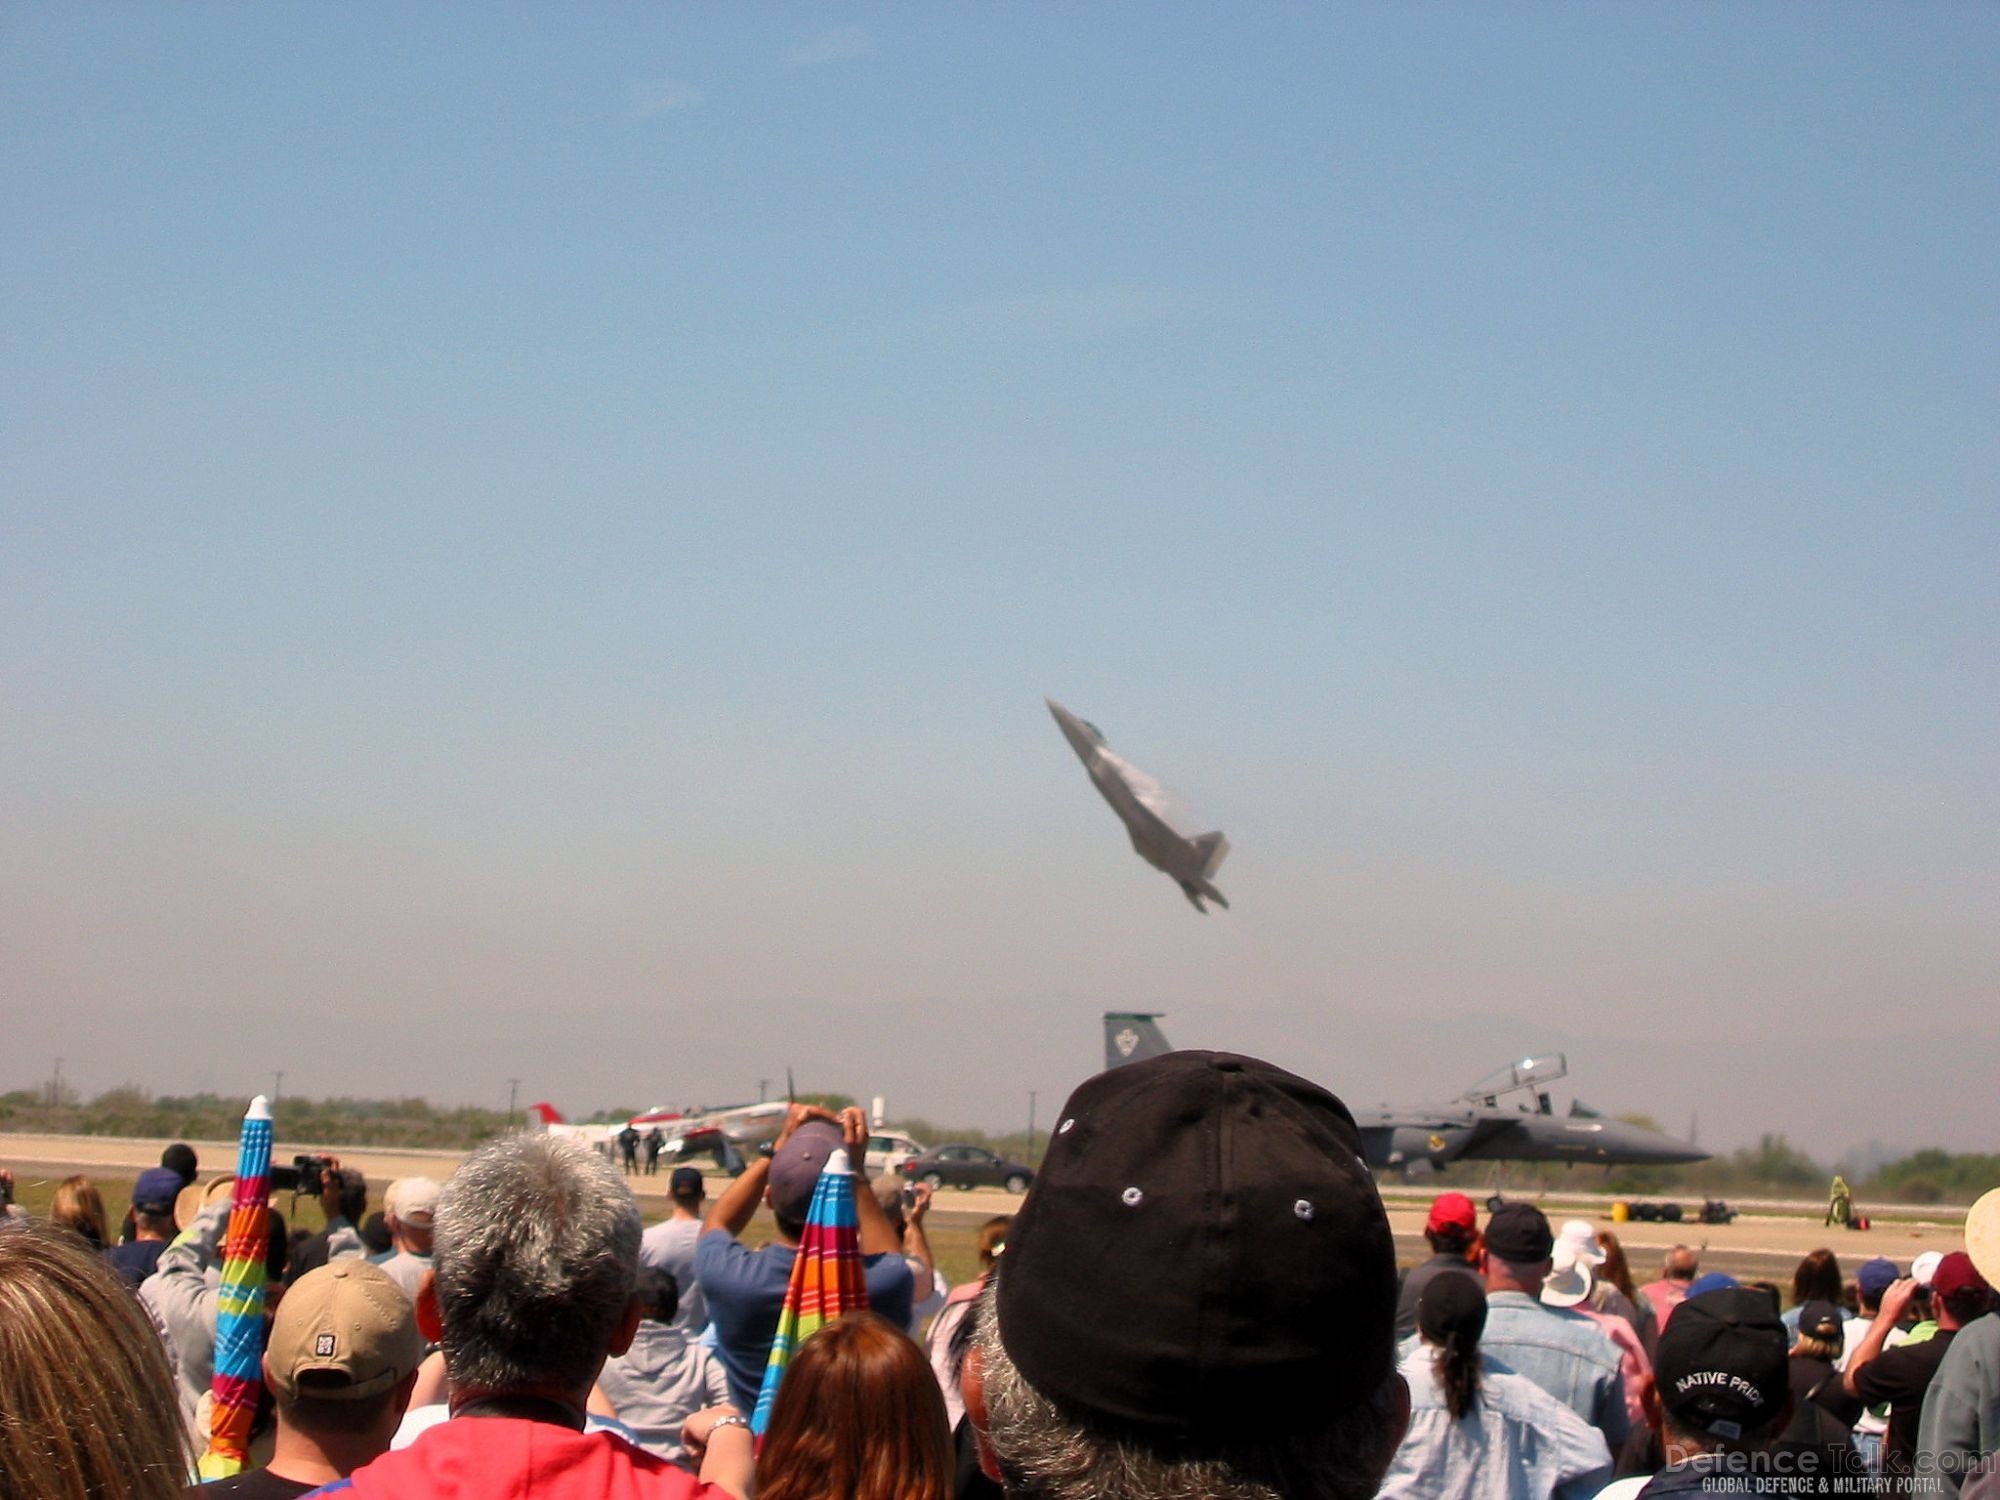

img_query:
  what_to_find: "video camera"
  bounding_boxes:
[270,1154,334,1196]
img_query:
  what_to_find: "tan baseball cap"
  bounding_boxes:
[267,1260,423,1401]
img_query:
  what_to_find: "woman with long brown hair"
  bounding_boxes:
[0,1225,191,1500]
[1784,1248,1843,1348]
[50,1173,109,1251]
[758,1310,952,1500]
[1590,1228,1659,1358]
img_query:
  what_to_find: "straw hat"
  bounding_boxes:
[1967,1186,2000,1289]
[175,1174,234,1230]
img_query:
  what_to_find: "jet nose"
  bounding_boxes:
[1046,698,1099,760]
[1604,1120,1709,1166]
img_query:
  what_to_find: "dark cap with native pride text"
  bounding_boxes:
[995,1051,1397,1437]
[1655,1287,1789,1441]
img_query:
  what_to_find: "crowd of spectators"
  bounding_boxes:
[1,1068,1996,1500]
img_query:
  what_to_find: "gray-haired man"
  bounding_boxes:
[962,1051,1410,1500]
[314,1133,750,1499]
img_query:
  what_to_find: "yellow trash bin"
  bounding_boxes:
[1611,1200,1630,1223]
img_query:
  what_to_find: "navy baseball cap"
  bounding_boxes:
[1856,1257,1899,1300]
[132,1167,182,1214]
[768,1120,843,1222]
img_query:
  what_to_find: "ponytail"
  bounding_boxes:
[1432,1329,1482,1421]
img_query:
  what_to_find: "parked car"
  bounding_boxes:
[899,1144,1035,1194]
[864,1131,926,1177]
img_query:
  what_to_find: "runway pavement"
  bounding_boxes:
[1,1131,1968,1283]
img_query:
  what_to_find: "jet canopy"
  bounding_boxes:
[1460,1053,1568,1106]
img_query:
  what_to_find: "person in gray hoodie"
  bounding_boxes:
[139,1199,289,1440]
[594,1266,731,1465]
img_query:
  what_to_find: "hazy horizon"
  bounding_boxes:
[4,8,1994,1159]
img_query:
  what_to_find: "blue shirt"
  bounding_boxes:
[1383,1343,1613,1500]
[1482,1291,1631,1448]
[693,1230,914,1411]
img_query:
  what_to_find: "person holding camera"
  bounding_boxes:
[694,1104,913,1413]
[289,1157,369,1282]
[872,1174,945,1335]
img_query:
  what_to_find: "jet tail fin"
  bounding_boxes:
[526,1101,565,1126]
[1191,830,1229,878]
[1103,1012,1174,1070]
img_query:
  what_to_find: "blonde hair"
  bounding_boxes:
[0,1226,190,1500]
[50,1174,109,1251]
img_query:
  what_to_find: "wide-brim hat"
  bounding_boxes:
[1542,1246,1595,1308]
[175,1174,234,1230]
[1966,1188,2000,1290]
[1556,1218,1606,1267]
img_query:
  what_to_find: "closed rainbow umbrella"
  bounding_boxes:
[749,1146,868,1436]
[196,1095,273,1481]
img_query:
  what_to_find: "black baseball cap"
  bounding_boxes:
[1796,1299,1845,1344]
[996,1051,1397,1436]
[1417,1271,1488,1348]
[1484,1202,1555,1264]
[1655,1287,1789,1441]
[669,1166,705,1198]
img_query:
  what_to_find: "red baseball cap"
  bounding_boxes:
[1932,1251,1990,1302]
[1426,1191,1478,1235]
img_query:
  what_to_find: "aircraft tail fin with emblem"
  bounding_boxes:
[1103,1012,1174,1071]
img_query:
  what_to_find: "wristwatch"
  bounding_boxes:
[708,1414,751,1437]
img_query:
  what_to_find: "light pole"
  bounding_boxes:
[271,1070,284,1106]
[1027,1090,1038,1162]
[507,1078,520,1119]
[51,1058,64,1109]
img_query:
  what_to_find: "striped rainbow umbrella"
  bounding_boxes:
[749,1145,868,1436]
[196,1094,273,1481]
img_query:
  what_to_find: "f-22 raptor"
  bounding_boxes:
[1047,699,1230,912]
[1102,1013,1709,1172]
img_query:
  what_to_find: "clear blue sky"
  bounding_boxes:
[3,6,1994,1158]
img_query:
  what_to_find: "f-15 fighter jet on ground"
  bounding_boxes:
[1047,698,1230,912]
[1103,1014,1708,1171]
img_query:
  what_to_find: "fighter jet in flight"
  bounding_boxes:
[1047,699,1230,912]
[1102,1014,1709,1171]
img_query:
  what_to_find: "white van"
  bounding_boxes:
[864,1131,926,1177]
